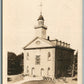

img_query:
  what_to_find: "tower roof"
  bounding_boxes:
[37,15,44,21]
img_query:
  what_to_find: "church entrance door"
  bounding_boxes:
[31,67,35,76]
[41,68,44,76]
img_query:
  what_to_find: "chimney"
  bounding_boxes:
[47,36,50,40]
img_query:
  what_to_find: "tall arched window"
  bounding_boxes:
[48,52,51,61]
[26,66,29,75]
[31,67,35,75]
[47,67,50,76]
[27,52,29,60]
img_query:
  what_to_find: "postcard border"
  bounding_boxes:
[0,0,2,84]
[0,0,83,84]
[82,0,84,84]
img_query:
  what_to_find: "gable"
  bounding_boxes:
[24,37,54,49]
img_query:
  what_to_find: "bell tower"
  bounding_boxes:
[34,0,47,39]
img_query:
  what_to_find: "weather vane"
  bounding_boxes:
[40,0,43,15]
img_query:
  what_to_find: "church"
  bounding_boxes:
[23,13,75,80]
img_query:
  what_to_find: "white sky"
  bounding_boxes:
[3,0,82,54]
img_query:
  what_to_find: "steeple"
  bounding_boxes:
[37,14,45,26]
[38,15,44,21]
[37,0,44,23]
[40,0,43,16]
[34,0,47,39]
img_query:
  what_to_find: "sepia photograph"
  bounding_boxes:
[3,0,82,84]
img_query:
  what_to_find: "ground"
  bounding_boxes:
[7,74,77,84]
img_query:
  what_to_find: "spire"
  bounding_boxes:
[40,0,43,15]
[35,0,47,39]
[37,0,44,21]
[38,15,44,21]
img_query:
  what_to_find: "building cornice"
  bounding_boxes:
[24,46,75,51]
[34,26,47,30]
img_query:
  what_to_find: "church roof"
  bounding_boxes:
[23,37,74,51]
[23,37,54,49]
[37,15,44,21]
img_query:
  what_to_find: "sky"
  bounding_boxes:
[3,0,82,55]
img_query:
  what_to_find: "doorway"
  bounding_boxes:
[41,68,44,76]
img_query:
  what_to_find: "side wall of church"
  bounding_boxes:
[55,47,74,78]
[24,48,55,79]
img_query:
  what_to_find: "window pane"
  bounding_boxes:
[27,53,29,60]
[27,66,29,74]
[48,52,51,61]
[35,55,40,65]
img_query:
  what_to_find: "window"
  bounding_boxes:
[48,52,51,61]
[27,52,29,60]
[47,67,50,75]
[31,67,35,75]
[35,55,40,65]
[36,41,40,45]
[27,66,29,74]
[48,67,50,70]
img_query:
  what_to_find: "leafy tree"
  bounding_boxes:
[8,52,24,75]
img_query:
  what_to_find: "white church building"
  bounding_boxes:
[23,14,75,80]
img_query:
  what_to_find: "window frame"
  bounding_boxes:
[48,52,51,61]
[26,66,29,75]
[27,52,29,60]
[35,55,40,65]
[47,67,51,76]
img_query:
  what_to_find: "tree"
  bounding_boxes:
[8,52,24,75]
